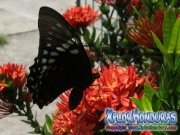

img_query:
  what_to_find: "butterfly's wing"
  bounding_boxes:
[26,7,93,109]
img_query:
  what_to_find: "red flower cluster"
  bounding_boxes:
[52,63,153,135]
[0,63,26,88]
[86,64,145,113]
[52,90,100,135]
[0,63,28,118]
[124,0,141,5]
[129,9,164,48]
[63,5,100,28]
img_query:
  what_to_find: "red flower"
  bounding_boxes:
[129,9,164,48]
[177,14,180,19]
[140,130,153,135]
[125,0,143,15]
[85,63,145,113]
[0,63,26,88]
[52,63,149,134]
[124,0,141,5]
[52,89,100,135]
[63,5,100,28]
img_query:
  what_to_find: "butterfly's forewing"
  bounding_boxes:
[26,7,94,109]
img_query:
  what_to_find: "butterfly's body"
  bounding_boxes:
[26,7,99,110]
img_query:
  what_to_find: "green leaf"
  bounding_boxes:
[144,83,160,100]
[159,65,170,98]
[0,34,8,45]
[176,8,180,14]
[152,32,173,68]
[102,20,113,31]
[163,7,176,50]
[99,5,109,14]
[168,18,180,54]
[142,95,153,111]
[160,99,170,107]
[153,131,170,135]
[141,0,151,7]
[112,20,118,29]
[153,1,163,10]
[151,0,157,3]
[95,36,101,48]
[83,28,91,44]
[101,33,108,44]
[170,0,178,7]
[152,32,166,54]
[7,80,13,88]
[152,94,161,111]
[91,27,96,43]
[130,97,143,111]
[175,54,180,71]
[169,73,180,93]
[45,114,52,130]
[178,99,180,106]
[43,124,52,135]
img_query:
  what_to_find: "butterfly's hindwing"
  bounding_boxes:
[69,87,84,110]
[26,6,98,109]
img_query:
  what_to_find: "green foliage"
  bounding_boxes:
[141,0,164,17]
[45,114,53,130]
[99,5,110,14]
[163,7,176,50]
[150,6,180,134]
[40,115,53,135]
[0,34,7,45]
[131,83,163,112]
[82,2,147,70]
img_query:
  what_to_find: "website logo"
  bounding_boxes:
[105,108,178,132]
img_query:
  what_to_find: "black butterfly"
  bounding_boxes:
[26,6,99,110]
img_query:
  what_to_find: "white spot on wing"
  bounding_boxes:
[48,59,55,63]
[28,77,34,81]
[56,47,65,52]
[47,38,52,40]
[42,58,47,64]
[43,50,48,55]
[42,66,47,70]
[72,38,76,42]
[67,40,73,45]
[62,43,70,49]
[50,51,59,56]
[52,26,56,30]
[30,85,36,89]
[56,24,62,28]
[69,49,79,54]
[47,44,51,47]
[48,32,53,35]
